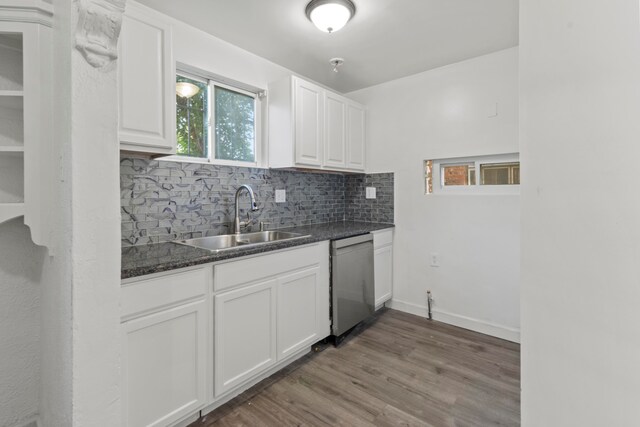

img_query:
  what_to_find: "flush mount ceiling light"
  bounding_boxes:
[176,82,200,99]
[306,0,356,33]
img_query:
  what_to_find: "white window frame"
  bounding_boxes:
[428,153,520,196]
[162,65,264,168]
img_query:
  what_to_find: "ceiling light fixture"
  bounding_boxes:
[306,0,356,34]
[176,82,200,99]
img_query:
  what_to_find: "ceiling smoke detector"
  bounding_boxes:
[306,0,356,34]
[330,57,344,73]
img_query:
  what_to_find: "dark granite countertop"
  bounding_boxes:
[122,221,394,280]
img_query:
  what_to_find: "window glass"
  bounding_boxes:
[480,162,520,185]
[442,164,476,186]
[214,86,256,163]
[176,75,208,158]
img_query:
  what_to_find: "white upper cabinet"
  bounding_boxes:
[118,3,175,154]
[346,102,366,170]
[268,75,366,172]
[294,77,324,166]
[324,92,347,169]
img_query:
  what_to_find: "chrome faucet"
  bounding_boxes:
[233,184,258,234]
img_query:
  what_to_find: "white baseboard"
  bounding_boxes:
[171,412,200,427]
[388,299,520,343]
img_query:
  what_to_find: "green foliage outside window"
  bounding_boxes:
[176,75,208,158]
[176,74,256,163]
[215,86,255,163]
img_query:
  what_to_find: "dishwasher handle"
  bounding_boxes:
[331,233,373,250]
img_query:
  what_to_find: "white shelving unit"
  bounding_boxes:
[0,32,25,223]
[0,2,54,250]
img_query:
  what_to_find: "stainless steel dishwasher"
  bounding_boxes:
[330,233,375,339]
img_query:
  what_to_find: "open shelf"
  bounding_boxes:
[0,17,53,250]
[0,33,23,92]
[0,95,23,147]
[0,146,24,152]
[0,93,24,110]
[0,151,24,203]
[0,89,23,96]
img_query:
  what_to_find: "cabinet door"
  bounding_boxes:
[214,279,277,397]
[346,102,366,171]
[122,300,206,427]
[294,77,323,166]
[118,5,175,154]
[277,267,322,360]
[324,92,346,169]
[374,245,393,307]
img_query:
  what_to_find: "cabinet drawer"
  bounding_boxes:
[373,229,393,248]
[214,244,321,292]
[121,266,210,320]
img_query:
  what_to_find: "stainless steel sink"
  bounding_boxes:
[176,231,311,252]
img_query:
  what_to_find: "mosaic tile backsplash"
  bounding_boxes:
[121,157,394,246]
[346,173,394,224]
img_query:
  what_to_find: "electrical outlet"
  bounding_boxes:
[430,253,440,267]
[365,187,376,199]
[275,189,286,203]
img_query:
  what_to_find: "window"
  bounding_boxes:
[480,162,520,185]
[213,86,255,163]
[176,75,208,158]
[173,68,260,165]
[425,153,520,195]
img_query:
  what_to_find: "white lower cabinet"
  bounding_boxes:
[121,265,210,427]
[277,267,322,359]
[211,242,330,401]
[121,243,331,426]
[122,300,207,427]
[214,279,277,397]
[373,230,394,308]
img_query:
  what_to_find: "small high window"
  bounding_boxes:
[425,154,520,195]
[171,68,261,166]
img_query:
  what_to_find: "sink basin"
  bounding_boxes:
[176,231,311,252]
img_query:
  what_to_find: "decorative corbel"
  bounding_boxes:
[74,0,126,68]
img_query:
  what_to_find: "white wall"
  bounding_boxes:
[0,219,44,427]
[350,48,520,341]
[170,12,291,95]
[520,1,640,424]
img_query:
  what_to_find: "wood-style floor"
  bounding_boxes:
[190,309,521,427]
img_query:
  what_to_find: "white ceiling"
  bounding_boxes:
[137,0,519,93]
